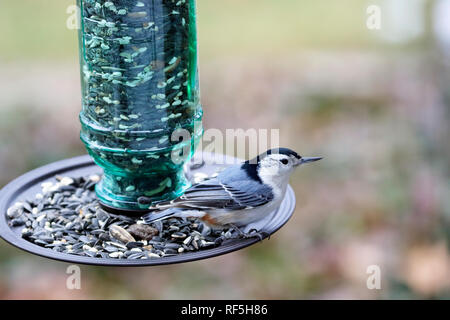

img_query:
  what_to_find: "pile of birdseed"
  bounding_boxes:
[5,175,232,260]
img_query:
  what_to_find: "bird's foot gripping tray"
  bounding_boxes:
[0,153,295,266]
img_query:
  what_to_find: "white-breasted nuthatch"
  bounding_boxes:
[142,148,321,240]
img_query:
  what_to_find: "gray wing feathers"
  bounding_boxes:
[151,166,274,211]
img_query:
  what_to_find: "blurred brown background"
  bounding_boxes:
[0,0,449,299]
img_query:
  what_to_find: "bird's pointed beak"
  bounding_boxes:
[295,156,322,166]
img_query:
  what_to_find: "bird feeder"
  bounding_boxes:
[0,0,296,266]
[78,0,203,211]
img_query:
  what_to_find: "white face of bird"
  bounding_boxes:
[258,154,297,177]
[255,152,321,197]
[258,153,322,179]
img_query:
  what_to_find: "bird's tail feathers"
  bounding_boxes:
[142,208,181,224]
[142,208,205,224]
[148,199,177,211]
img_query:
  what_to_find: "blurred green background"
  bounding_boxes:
[0,0,449,299]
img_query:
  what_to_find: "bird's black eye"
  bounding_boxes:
[280,159,289,165]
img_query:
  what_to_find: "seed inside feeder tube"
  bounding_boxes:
[77,0,203,209]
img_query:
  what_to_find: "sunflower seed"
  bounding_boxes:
[7,202,24,218]
[171,232,187,239]
[108,252,123,258]
[109,224,136,244]
[126,241,144,249]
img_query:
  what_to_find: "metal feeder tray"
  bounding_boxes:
[0,152,295,266]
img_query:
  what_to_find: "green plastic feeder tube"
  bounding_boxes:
[77,0,203,210]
